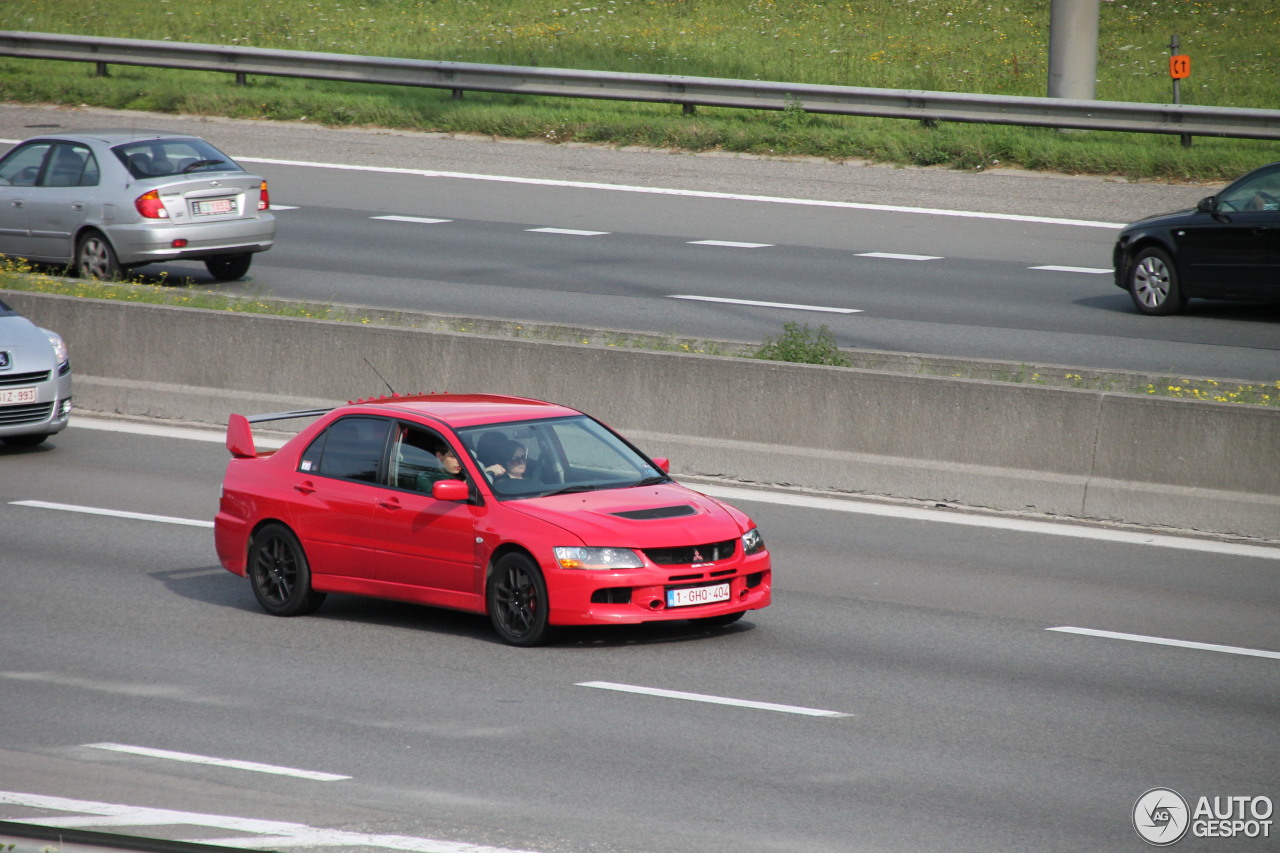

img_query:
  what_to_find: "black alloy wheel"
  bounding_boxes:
[487,553,553,646]
[1127,246,1186,315]
[247,523,326,616]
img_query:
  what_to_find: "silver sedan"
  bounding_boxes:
[0,296,71,447]
[0,129,275,281]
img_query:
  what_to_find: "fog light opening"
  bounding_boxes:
[648,599,663,611]
[171,238,189,248]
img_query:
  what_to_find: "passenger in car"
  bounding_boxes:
[415,440,467,492]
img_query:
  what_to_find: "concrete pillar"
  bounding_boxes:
[1047,0,1100,100]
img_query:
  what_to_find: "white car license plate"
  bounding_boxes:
[666,582,731,608]
[193,198,236,216]
[0,386,37,405]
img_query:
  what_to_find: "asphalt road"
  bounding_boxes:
[2,104,1278,382]
[1,421,1276,853]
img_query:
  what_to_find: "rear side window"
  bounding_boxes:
[42,143,99,188]
[300,417,392,483]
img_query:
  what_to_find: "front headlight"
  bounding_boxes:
[554,546,644,570]
[742,527,765,556]
[41,327,68,368]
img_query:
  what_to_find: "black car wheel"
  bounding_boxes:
[1127,247,1186,316]
[487,553,553,646]
[205,253,253,281]
[248,523,326,616]
[75,231,122,280]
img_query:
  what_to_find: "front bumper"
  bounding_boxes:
[546,554,772,626]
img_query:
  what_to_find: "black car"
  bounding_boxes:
[1112,161,1280,315]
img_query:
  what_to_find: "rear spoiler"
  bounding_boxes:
[226,407,334,458]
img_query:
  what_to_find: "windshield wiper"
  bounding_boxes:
[542,484,600,497]
[183,159,227,173]
[631,475,669,487]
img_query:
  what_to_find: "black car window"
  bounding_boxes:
[0,142,51,187]
[1218,166,1280,212]
[42,143,99,188]
[305,416,391,483]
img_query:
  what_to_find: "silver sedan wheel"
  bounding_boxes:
[76,232,121,280]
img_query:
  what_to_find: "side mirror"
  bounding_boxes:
[652,457,670,473]
[432,480,470,502]
[1196,195,1216,213]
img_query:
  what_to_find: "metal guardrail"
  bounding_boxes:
[2,30,1279,140]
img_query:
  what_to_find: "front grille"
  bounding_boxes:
[642,538,737,566]
[0,369,51,388]
[0,401,53,425]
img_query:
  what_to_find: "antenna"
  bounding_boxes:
[364,358,397,395]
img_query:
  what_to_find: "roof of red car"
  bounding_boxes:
[343,393,582,427]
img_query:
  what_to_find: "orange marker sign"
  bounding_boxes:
[1169,54,1191,79]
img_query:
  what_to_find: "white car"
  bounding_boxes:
[0,297,71,447]
[0,129,275,281]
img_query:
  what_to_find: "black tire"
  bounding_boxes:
[692,610,746,628]
[76,231,122,280]
[1,433,48,447]
[487,553,553,646]
[247,523,326,616]
[1126,246,1186,316]
[205,253,253,281]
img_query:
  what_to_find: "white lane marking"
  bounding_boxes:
[856,252,942,261]
[9,500,212,529]
[1031,265,1113,274]
[232,154,1127,229]
[578,681,849,718]
[526,227,609,236]
[668,294,862,314]
[1047,627,1280,660]
[695,484,1280,561]
[0,791,545,852]
[688,239,773,248]
[84,743,350,782]
[65,418,1279,559]
[372,215,452,224]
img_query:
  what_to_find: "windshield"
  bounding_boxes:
[456,414,668,500]
[112,138,243,180]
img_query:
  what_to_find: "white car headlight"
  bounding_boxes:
[742,527,765,556]
[41,327,68,368]
[554,546,644,570]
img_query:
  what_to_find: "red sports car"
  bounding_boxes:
[214,393,771,645]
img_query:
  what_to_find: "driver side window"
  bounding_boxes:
[0,142,50,187]
[1218,167,1280,212]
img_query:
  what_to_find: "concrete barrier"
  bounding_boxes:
[7,291,1278,541]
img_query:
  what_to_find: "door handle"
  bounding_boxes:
[293,481,316,495]
[378,497,402,510]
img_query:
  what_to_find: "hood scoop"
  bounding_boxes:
[610,505,697,521]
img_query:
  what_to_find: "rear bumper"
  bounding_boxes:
[109,215,276,265]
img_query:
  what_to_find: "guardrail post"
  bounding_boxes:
[683,103,696,116]
[94,61,108,78]
[235,71,247,86]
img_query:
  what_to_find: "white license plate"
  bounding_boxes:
[666,582,731,608]
[193,198,236,216]
[0,386,37,405]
